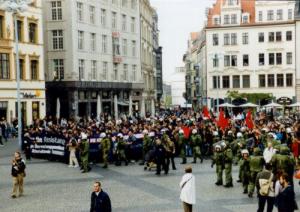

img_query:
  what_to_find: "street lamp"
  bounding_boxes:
[0,0,32,149]
[209,52,224,116]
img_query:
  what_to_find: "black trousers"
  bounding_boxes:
[156,158,167,174]
[257,195,274,212]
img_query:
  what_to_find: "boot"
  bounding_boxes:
[215,182,223,186]
[192,159,196,164]
[102,165,108,169]
[181,158,186,164]
[248,192,253,198]
[200,157,203,163]
[243,189,248,194]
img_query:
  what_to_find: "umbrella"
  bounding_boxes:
[264,102,283,108]
[288,102,300,107]
[240,102,259,108]
[56,98,60,118]
[218,103,235,108]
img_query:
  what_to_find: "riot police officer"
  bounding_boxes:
[100,133,111,169]
[248,147,264,197]
[211,144,224,186]
[190,129,203,163]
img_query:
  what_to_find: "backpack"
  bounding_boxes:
[259,172,272,196]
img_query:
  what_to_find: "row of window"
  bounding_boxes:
[259,9,293,22]
[212,75,250,89]
[76,1,136,31]
[74,59,137,82]
[212,52,293,68]
[0,53,39,80]
[259,74,293,88]
[212,31,292,46]
[212,73,293,89]
[0,16,38,43]
[52,30,137,57]
[212,8,293,26]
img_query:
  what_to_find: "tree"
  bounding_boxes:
[226,91,273,104]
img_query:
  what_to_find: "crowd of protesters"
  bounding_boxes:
[19,107,300,211]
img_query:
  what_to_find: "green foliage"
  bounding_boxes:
[226,91,272,103]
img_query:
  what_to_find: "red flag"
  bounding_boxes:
[202,106,211,119]
[182,126,190,139]
[217,109,229,130]
[245,110,254,129]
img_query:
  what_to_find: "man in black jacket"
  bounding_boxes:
[90,181,111,212]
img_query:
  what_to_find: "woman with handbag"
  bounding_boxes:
[179,166,196,212]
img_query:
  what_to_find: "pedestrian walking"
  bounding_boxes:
[90,181,111,212]
[277,173,298,212]
[179,166,196,212]
[255,163,275,212]
[11,151,26,198]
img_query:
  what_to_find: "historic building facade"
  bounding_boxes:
[43,0,143,119]
[0,0,45,125]
[206,0,296,108]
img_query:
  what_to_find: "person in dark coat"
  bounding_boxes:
[277,173,298,212]
[154,138,168,175]
[90,181,111,212]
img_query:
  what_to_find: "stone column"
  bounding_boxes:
[151,98,155,117]
[97,94,102,119]
[140,97,145,118]
[129,94,133,117]
[114,94,118,119]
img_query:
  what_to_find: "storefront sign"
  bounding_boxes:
[277,97,292,105]
[21,92,36,98]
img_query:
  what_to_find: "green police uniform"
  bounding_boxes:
[190,134,203,163]
[116,138,128,166]
[178,133,187,164]
[212,148,224,185]
[272,146,295,180]
[142,134,152,164]
[101,137,111,168]
[80,139,89,172]
[223,144,233,187]
[248,148,264,197]
[240,157,250,193]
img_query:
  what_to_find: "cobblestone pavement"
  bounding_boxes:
[1,140,300,212]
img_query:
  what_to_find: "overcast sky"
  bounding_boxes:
[150,0,214,83]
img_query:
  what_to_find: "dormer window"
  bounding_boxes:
[242,13,249,24]
[231,14,237,24]
[213,15,220,25]
[224,15,230,24]
[228,0,237,6]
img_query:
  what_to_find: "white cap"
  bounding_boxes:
[228,130,232,134]
[179,129,184,134]
[81,132,87,140]
[286,128,292,133]
[117,133,123,138]
[213,131,218,136]
[100,132,106,138]
[215,145,221,149]
[237,132,243,138]
[241,127,246,132]
[241,149,249,155]
[192,129,197,134]
[262,128,269,132]
[143,129,149,134]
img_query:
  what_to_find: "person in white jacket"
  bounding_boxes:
[263,141,276,164]
[179,166,196,212]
